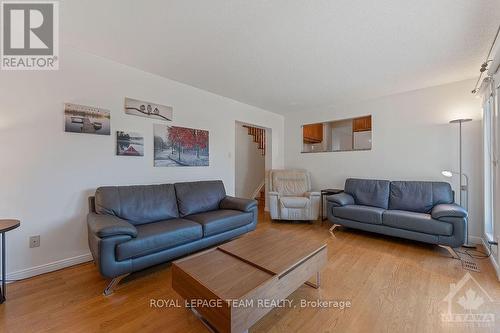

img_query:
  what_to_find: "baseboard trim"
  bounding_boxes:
[468,235,500,281]
[468,236,483,245]
[479,237,500,281]
[7,253,93,281]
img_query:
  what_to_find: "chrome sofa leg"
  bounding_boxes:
[329,224,340,237]
[103,273,130,296]
[438,245,460,260]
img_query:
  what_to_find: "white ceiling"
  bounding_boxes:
[61,0,500,114]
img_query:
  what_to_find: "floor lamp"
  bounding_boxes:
[444,117,475,248]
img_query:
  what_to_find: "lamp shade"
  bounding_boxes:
[449,118,472,124]
[441,170,453,177]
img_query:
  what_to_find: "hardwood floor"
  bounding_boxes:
[1,209,499,333]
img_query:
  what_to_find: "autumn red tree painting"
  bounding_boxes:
[154,124,209,167]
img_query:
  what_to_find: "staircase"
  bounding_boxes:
[255,187,265,208]
[243,125,266,156]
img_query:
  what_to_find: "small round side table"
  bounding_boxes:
[0,219,20,303]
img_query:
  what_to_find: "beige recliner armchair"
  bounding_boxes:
[269,169,320,221]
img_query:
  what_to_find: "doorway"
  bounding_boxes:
[235,121,272,211]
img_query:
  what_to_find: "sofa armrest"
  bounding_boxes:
[305,191,320,197]
[431,204,468,220]
[326,192,354,207]
[269,192,279,219]
[87,213,138,238]
[220,196,257,212]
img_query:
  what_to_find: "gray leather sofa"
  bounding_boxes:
[87,180,257,295]
[327,178,467,251]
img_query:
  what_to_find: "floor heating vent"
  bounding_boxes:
[461,258,480,272]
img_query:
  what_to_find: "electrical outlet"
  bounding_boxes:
[29,235,40,248]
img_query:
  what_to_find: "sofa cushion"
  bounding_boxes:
[175,181,226,217]
[389,181,433,213]
[332,205,384,224]
[95,184,179,225]
[432,182,455,205]
[116,219,202,261]
[186,209,253,237]
[280,196,309,209]
[344,178,390,209]
[389,181,453,213]
[382,210,452,236]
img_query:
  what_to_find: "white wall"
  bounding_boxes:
[490,64,500,277]
[235,123,266,199]
[285,79,483,238]
[0,46,284,278]
[0,46,486,280]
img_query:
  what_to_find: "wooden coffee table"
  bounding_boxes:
[172,229,327,333]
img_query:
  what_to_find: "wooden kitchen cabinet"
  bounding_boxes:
[353,116,372,132]
[303,123,323,143]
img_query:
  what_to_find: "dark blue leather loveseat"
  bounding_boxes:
[327,178,467,250]
[87,180,257,295]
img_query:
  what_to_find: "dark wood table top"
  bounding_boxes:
[0,219,20,232]
[218,229,326,276]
